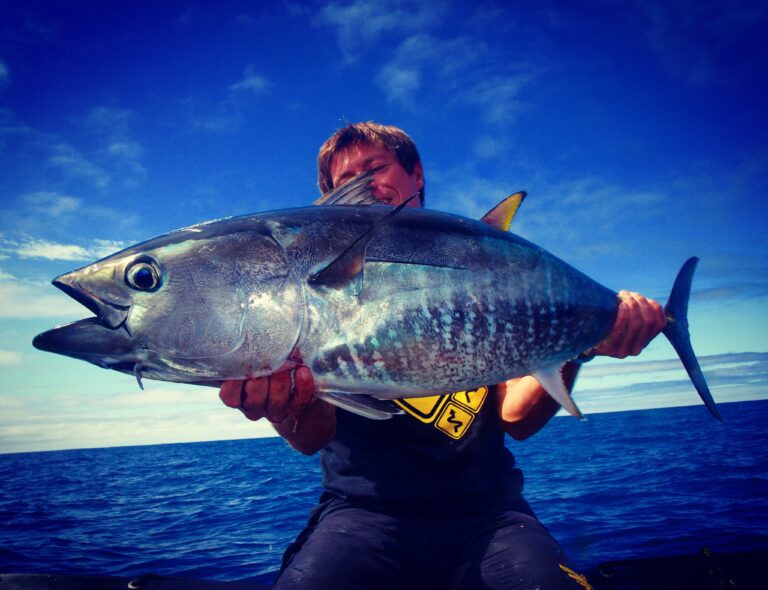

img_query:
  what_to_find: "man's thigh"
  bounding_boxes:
[450,511,592,590]
[275,504,422,590]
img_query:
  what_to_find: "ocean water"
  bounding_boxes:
[1,400,767,583]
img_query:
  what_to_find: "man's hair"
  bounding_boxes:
[317,121,425,204]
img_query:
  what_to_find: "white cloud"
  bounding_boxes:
[635,0,768,86]
[1,189,140,240]
[0,384,277,453]
[316,0,442,63]
[0,236,126,262]
[375,34,479,105]
[0,278,87,319]
[435,173,518,221]
[434,169,667,261]
[461,74,532,124]
[20,19,58,42]
[229,66,273,94]
[375,64,421,106]
[561,351,768,415]
[21,191,82,217]
[83,106,147,182]
[175,7,194,27]
[107,140,142,159]
[89,238,127,258]
[2,105,145,188]
[181,96,244,134]
[181,67,273,134]
[14,240,91,260]
[1,352,765,453]
[0,107,31,137]
[84,106,134,135]
[49,143,111,187]
[0,350,22,365]
[373,32,539,124]
[473,135,505,159]
[0,60,9,87]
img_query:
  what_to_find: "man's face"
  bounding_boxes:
[329,143,424,207]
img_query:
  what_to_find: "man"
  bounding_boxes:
[220,122,665,589]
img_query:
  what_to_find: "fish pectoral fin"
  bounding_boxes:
[316,391,404,420]
[480,191,526,232]
[313,171,379,206]
[533,364,585,420]
[308,193,419,291]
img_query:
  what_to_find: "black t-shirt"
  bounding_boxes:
[320,386,527,515]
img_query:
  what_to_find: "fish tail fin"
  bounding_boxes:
[662,257,723,422]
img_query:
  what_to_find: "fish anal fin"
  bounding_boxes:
[480,192,526,232]
[533,364,584,420]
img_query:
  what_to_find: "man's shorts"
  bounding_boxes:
[274,494,591,590]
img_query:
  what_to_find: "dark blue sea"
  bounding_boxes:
[1,400,767,584]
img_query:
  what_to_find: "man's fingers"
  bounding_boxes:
[622,292,646,357]
[240,377,269,421]
[219,380,244,408]
[592,291,666,359]
[219,367,318,423]
[633,293,665,354]
[617,291,665,357]
[617,290,638,357]
[243,377,269,407]
[267,371,292,423]
[594,290,631,358]
[291,366,317,412]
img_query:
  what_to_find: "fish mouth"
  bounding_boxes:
[32,317,136,367]
[33,317,147,385]
[53,274,130,329]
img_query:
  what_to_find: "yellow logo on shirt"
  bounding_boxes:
[559,564,593,589]
[394,387,489,439]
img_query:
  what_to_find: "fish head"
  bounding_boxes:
[34,222,304,383]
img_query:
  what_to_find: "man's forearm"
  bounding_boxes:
[496,362,581,441]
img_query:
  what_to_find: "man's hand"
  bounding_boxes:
[219,366,316,423]
[592,290,666,358]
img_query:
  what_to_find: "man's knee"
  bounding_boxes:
[276,508,406,590]
[453,512,590,589]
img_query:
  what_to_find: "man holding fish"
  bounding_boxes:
[219,122,666,589]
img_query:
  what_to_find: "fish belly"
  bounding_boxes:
[310,253,617,397]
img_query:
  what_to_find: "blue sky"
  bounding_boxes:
[1,0,767,453]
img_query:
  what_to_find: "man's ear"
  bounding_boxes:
[411,161,424,191]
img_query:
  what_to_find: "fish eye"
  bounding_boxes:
[125,257,162,291]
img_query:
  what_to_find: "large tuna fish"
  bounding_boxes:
[33,175,721,421]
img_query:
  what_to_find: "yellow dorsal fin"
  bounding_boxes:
[480,191,526,231]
